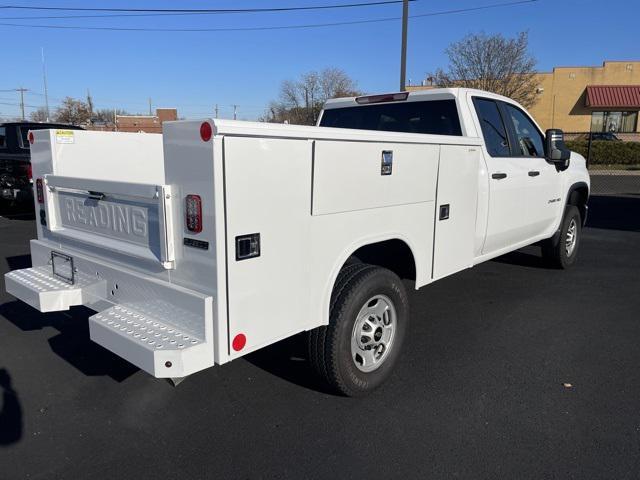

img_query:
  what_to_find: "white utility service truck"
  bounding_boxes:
[5,88,589,396]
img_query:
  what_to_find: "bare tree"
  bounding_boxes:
[93,108,129,124]
[30,107,49,122]
[53,97,92,125]
[430,32,538,108]
[262,68,362,125]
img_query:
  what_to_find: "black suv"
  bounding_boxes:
[0,122,84,206]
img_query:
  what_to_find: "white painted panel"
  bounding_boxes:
[224,136,312,357]
[45,130,165,184]
[312,141,439,215]
[432,145,480,280]
[308,201,435,329]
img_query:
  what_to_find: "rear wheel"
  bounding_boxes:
[308,264,409,396]
[542,205,581,269]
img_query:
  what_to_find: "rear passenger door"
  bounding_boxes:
[472,97,532,255]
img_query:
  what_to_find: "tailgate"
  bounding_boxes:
[43,174,176,268]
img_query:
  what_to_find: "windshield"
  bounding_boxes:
[319,99,462,136]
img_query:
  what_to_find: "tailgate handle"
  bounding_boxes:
[88,191,105,201]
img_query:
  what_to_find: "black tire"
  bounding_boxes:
[542,205,581,269]
[307,264,409,396]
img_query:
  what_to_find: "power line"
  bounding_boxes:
[0,0,539,32]
[0,1,415,14]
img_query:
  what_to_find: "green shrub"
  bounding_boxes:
[565,140,640,165]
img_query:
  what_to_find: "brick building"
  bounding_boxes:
[116,108,178,133]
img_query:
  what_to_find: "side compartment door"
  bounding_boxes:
[224,136,312,357]
[432,145,481,279]
[472,96,532,255]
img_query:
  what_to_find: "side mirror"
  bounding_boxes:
[545,129,571,165]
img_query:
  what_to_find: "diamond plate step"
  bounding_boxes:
[5,266,105,312]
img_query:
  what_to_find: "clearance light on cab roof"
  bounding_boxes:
[355,92,409,104]
[185,194,203,233]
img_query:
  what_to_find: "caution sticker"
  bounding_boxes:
[55,130,75,144]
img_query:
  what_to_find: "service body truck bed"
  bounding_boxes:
[5,88,590,395]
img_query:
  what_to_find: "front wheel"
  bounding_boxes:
[307,264,409,397]
[542,205,582,269]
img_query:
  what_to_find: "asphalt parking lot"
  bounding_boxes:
[0,195,639,480]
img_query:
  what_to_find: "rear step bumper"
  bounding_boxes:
[6,266,106,312]
[4,240,214,378]
[89,305,210,378]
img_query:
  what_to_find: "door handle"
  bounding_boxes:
[491,173,507,180]
[528,170,540,177]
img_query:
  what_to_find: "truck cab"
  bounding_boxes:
[319,88,590,262]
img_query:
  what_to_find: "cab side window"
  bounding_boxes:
[504,104,545,157]
[473,98,510,157]
[0,127,6,149]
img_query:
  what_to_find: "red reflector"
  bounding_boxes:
[28,131,34,145]
[232,334,246,351]
[185,194,203,233]
[36,178,44,204]
[355,92,409,104]
[200,122,212,142]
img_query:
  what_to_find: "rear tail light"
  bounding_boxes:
[36,178,44,204]
[27,163,32,180]
[185,194,202,233]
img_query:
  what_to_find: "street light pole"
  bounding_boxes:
[399,0,409,91]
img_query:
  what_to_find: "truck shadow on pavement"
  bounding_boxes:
[493,195,640,268]
[0,369,22,446]
[0,300,138,383]
[244,333,336,395]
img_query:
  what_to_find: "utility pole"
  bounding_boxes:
[215,104,218,119]
[87,89,94,120]
[15,87,28,120]
[399,0,409,91]
[233,104,237,120]
[41,48,50,122]
[148,98,152,116]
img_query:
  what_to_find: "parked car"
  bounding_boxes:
[585,132,621,141]
[0,122,84,206]
[5,89,589,396]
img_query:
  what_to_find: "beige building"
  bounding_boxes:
[529,61,640,133]
[407,61,640,134]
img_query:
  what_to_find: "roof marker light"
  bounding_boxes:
[200,122,212,142]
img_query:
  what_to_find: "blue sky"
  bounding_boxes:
[0,0,637,121]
